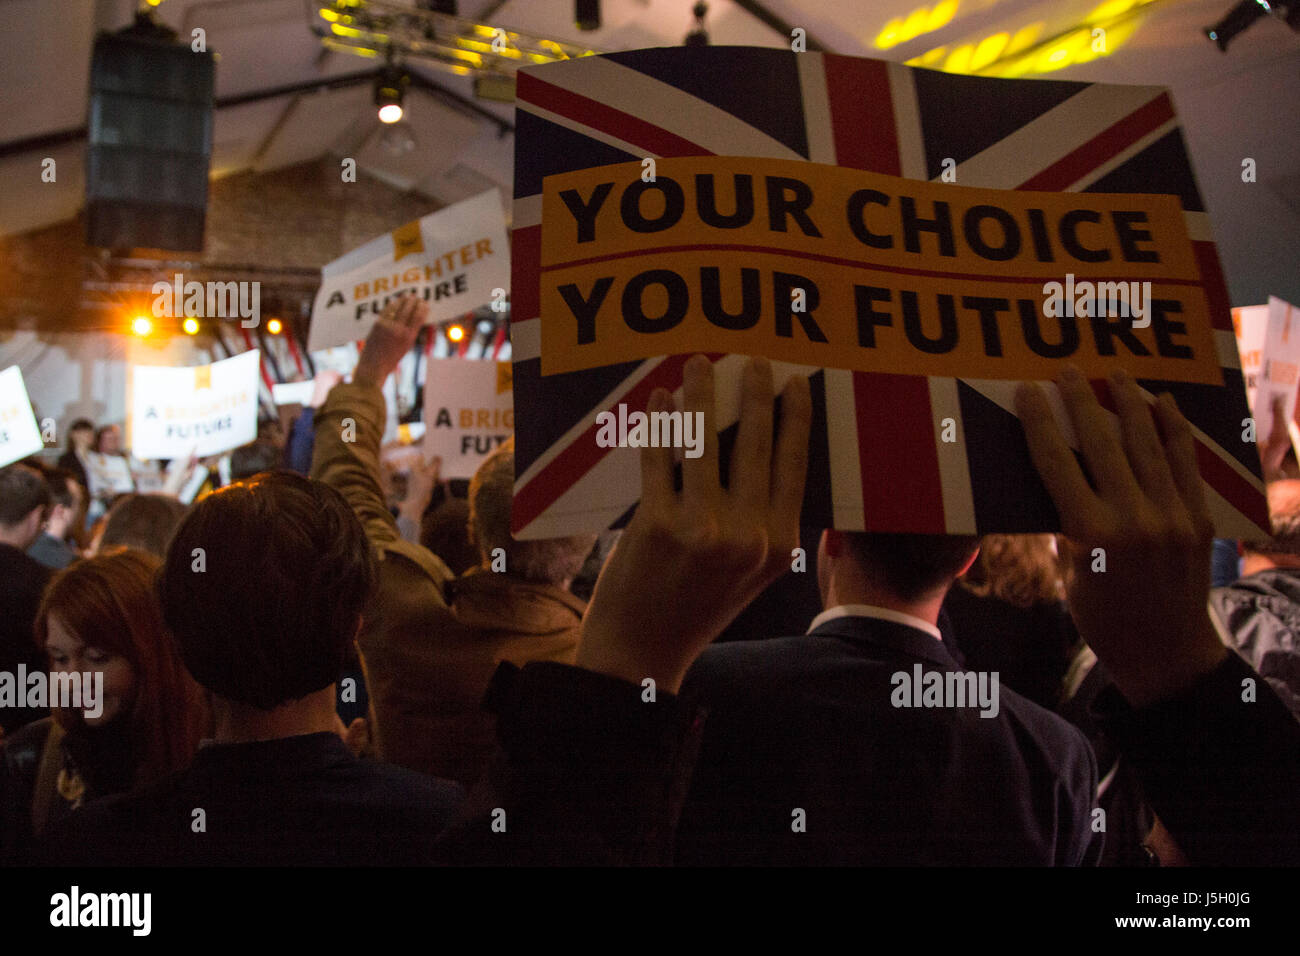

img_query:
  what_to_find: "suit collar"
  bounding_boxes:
[808,615,960,668]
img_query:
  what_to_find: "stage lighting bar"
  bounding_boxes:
[309,0,600,83]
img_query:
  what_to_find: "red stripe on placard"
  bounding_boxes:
[824,55,899,176]
[1196,440,1269,530]
[1017,93,1174,192]
[511,225,540,323]
[539,242,1202,287]
[517,73,713,159]
[1193,240,1234,332]
[851,371,945,532]
[1092,377,1266,531]
[510,353,739,534]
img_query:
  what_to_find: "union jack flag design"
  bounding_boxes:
[509,47,1267,539]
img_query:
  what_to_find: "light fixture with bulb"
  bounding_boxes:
[375,58,409,124]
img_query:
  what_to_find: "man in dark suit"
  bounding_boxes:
[676,530,1100,866]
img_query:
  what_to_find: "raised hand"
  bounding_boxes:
[353,295,428,389]
[1015,366,1227,706]
[577,355,812,692]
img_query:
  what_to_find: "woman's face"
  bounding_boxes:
[44,614,136,726]
[72,427,94,453]
[98,426,121,455]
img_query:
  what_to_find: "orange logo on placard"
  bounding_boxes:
[392,221,424,261]
[194,366,212,390]
[496,362,513,395]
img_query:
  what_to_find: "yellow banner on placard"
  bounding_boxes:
[537,156,1221,384]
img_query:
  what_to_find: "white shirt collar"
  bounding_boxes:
[807,604,942,642]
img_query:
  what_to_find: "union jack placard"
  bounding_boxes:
[509,46,1267,540]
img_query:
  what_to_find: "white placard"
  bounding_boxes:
[0,366,44,467]
[84,452,135,497]
[423,359,513,479]
[272,381,316,407]
[1234,297,1300,443]
[308,189,510,352]
[129,350,261,459]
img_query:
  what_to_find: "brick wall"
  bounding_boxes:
[0,156,441,329]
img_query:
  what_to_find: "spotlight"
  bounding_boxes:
[575,0,601,31]
[131,315,153,337]
[447,324,465,342]
[375,61,409,124]
[183,317,200,335]
[477,319,495,335]
[266,318,284,335]
[1205,0,1300,51]
[685,1,709,46]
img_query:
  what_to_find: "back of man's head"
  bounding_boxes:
[1241,480,1300,566]
[159,471,376,710]
[230,438,281,483]
[0,463,51,546]
[841,532,981,602]
[101,494,189,558]
[468,439,597,587]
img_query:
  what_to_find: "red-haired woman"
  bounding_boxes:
[0,549,209,861]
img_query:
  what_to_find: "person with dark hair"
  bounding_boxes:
[0,550,208,861]
[419,495,477,577]
[312,298,596,786]
[675,518,1099,865]
[1208,478,1300,716]
[28,467,83,570]
[230,438,282,483]
[0,463,54,735]
[56,418,94,493]
[96,493,188,558]
[40,471,460,865]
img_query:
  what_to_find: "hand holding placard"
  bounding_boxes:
[577,355,811,692]
[1015,367,1226,707]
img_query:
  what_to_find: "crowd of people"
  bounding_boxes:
[1,294,1297,866]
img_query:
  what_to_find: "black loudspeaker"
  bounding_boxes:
[86,23,215,251]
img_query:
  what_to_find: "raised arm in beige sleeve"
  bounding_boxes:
[310,381,461,770]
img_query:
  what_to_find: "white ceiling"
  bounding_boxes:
[0,0,1297,303]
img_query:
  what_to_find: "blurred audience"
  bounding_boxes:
[27,467,84,570]
[55,418,94,493]
[0,463,53,735]
[1210,478,1300,716]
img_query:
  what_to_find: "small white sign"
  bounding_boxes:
[308,189,510,352]
[0,366,45,468]
[423,359,513,479]
[129,350,261,459]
